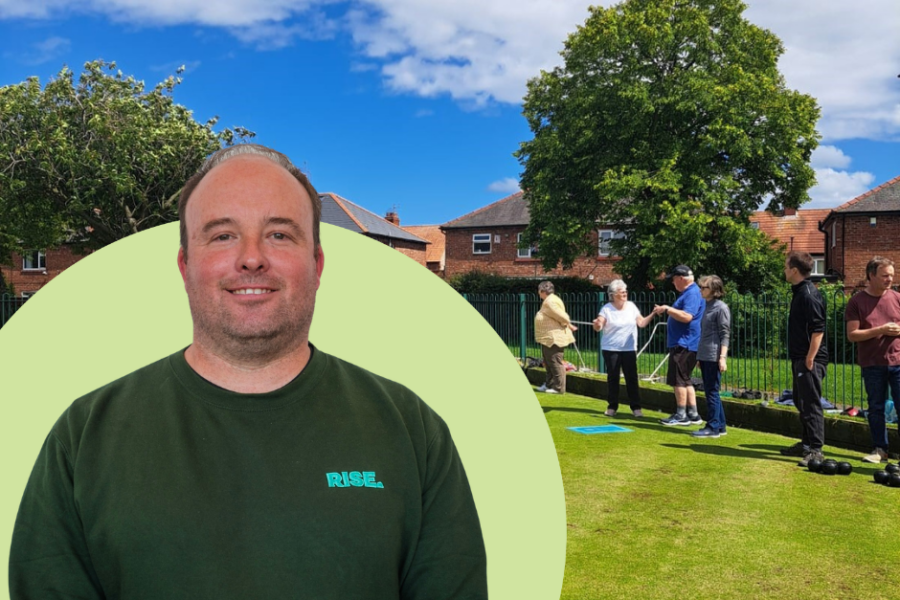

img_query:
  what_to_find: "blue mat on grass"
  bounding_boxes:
[568,425,632,435]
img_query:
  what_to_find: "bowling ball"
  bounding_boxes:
[820,461,838,475]
[886,463,900,474]
[837,462,852,475]
[807,458,823,473]
[874,470,889,484]
[890,473,900,488]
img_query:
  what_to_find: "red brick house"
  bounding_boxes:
[2,193,430,298]
[319,193,429,267]
[440,191,620,286]
[402,225,445,276]
[1,247,90,297]
[749,208,830,278]
[820,175,900,288]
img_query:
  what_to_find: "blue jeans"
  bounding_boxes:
[699,360,726,432]
[861,365,900,451]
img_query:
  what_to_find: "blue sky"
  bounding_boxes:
[1,0,898,226]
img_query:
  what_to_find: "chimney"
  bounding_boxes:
[783,207,797,217]
[385,211,400,226]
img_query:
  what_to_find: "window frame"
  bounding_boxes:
[472,233,492,255]
[811,255,825,277]
[22,250,46,271]
[517,233,538,259]
[598,230,625,257]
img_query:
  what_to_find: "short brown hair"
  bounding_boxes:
[865,256,894,280]
[178,144,321,260]
[698,275,725,299]
[786,251,813,277]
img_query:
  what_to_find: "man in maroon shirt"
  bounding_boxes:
[845,256,900,463]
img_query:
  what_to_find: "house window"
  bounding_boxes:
[22,250,46,271]
[472,234,491,254]
[517,233,538,259]
[750,222,760,230]
[811,255,825,276]
[598,230,625,257]
[831,222,835,248]
[21,291,36,299]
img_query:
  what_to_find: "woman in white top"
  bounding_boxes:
[592,279,656,417]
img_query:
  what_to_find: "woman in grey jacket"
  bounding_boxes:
[692,275,731,438]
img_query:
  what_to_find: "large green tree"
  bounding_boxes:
[0,60,253,263]
[516,0,819,292]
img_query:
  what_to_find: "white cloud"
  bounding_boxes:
[745,0,900,141]
[413,108,433,118]
[4,35,71,65]
[486,177,520,194]
[806,168,875,208]
[810,145,851,170]
[2,0,898,139]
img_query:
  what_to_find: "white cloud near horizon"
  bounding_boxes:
[486,177,520,194]
[1,0,898,140]
[806,168,876,209]
[810,145,851,170]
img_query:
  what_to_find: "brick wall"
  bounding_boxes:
[367,235,427,267]
[1,246,90,296]
[443,226,620,285]
[831,214,900,288]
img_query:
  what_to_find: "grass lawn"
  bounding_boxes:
[540,389,900,600]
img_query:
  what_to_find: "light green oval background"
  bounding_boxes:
[0,222,565,599]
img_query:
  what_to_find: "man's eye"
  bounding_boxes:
[272,232,286,240]
[216,234,232,241]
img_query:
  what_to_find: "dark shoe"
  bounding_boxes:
[798,449,825,468]
[779,442,807,457]
[687,414,703,425]
[691,427,720,439]
[660,413,690,426]
[718,429,728,436]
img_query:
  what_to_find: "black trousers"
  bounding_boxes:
[603,350,641,411]
[792,359,826,451]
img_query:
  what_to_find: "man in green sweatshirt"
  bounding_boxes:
[9,144,487,600]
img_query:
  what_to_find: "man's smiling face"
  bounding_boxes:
[178,154,324,361]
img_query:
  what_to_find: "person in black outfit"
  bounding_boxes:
[780,251,829,466]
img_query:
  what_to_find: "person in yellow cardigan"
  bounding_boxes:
[535,281,577,394]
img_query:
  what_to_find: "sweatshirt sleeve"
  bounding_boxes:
[9,430,105,600]
[400,413,487,600]
[718,302,731,349]
[806,289,827,334]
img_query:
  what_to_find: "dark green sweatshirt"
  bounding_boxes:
[9,346,486,599]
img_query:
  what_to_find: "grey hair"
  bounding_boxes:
[178,143,321,260]
[607,279,627,295]
[538,281,555,295]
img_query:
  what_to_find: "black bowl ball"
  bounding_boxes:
[890,473,900,488]
[807,458,823,473]
[837,462,852,475]
[886,463,899,474]
[874,470,889,484]
[820,461,838,475]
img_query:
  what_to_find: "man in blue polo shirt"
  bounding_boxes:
[653,265,706,426]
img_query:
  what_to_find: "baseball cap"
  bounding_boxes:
[668,265,693,278]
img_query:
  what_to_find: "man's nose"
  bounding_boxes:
[237,237,269,272]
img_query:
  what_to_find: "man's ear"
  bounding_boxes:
[177,246,188,283]
[314,245,324,290]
